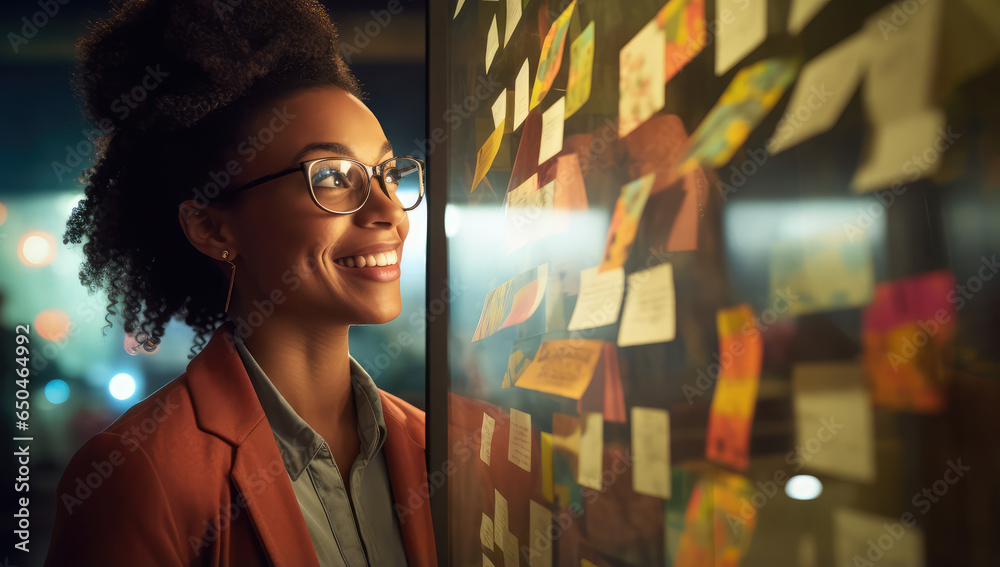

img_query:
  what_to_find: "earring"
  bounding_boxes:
[222,250,236,313]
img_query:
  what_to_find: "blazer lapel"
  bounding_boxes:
[232,422,320,567]
[187,322,319,567]
[380,392,438,567]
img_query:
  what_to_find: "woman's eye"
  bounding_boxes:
[313,169,351,188]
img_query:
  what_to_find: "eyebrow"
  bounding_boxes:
[292,140,394,165]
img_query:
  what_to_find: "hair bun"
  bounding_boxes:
[76,0,349,132]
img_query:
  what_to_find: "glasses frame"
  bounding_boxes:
[210,155,425,214]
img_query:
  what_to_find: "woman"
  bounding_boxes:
[45,0,435,565]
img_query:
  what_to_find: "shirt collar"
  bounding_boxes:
[231,326,388,481]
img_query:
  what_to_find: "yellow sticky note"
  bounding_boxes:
[541,432,554,503]
[566,21,595,118]
[471,120,505,192]
[513,339,604,399]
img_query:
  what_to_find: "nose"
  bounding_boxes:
[355,174,406,227]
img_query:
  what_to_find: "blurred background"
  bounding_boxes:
[0,0,426,562]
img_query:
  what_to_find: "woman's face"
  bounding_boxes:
[221,86,410,327]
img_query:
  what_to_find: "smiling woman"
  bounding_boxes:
[46,0,435,566]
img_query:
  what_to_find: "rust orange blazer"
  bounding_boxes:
[44,321,437,566]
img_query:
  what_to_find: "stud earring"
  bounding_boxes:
[222,250,236,313]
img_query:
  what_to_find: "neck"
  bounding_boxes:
[237,313,355,425]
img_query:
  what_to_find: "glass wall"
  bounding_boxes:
[429,0,1000,565]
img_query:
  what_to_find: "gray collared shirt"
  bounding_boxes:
[232,328,409,566]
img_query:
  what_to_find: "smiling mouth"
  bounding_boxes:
[333,250,399,268]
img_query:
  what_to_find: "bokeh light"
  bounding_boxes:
[18,231,58,267]
[35,309,71,342]
[785,475,823,501]
[109,373,137,400]
[44,379,70,404]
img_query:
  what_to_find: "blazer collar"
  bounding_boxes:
[186,321,319,567]
[186,322,437,566]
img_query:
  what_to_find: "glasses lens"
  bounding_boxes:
[309,159,369,212]
[379,157,423,210]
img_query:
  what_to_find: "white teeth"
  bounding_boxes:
[337,250,399,268]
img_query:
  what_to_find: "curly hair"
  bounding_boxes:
[63,0,363,359]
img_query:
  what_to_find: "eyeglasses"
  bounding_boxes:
[209,155,425,213]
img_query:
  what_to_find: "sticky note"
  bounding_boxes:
[538,97,566,165]
[493,89,508,129]
[715,0,767,75]
[619,13,666,137]
[481,413,497,465]
[486,16,500,73]
[566,21,595,118]
[529,500,553,567]
[514,339,604,400]
[494,489,509,548]
[514,59,530,130]
[577,412,604,490]
[509,408,532,472]
[793,363,876,483]
[504,0,522,47]
[481,513,495,550]
[471,120,505,192]
[631,407,671,498]
[617,263,676,347]
[567,266,625,331]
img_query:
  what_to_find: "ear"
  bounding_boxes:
[177,200,238,261]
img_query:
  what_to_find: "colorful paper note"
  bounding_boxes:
[453,0,466,19]
[835,508,924,567]
[509,407,532,472]
[494,489,509,547]
[769,227,874,316]
[481,412,497,465]
[539,97,566,165]
[705,304,763,471]
[481,513,495,550]
[768,31,872,155]
[619,15,666,138]
[715,0,767,75]
[631,406,671,498]
[514,339,604,399]
[617,263,676,347]
[577,412,604,490]
[528,500,553,567]
[473,263,548,341]
[793,362,876,483]
[541,432,554,502]
[530,0,577,110]
[567,266,625,331]
[505,335,544,388]
[493,89,508,128]
[660,0,706,84]
[852,0,944,192]
[599,174,655,272]
[504,0,522,47]
[486,15,500,73]
[471,120,505,193]
[506,175,562,252]
[514,59,531,130]
[566,21,595,118]
[681,57,800,173]
[675,471,757,566]
[503,532,520,567]
[861,270,957,413]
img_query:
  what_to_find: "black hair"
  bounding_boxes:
[63,0,363,358]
